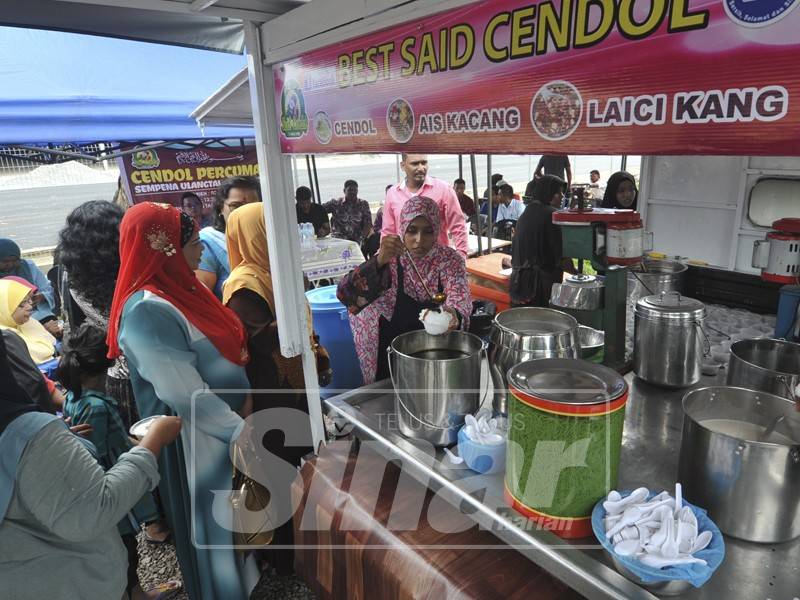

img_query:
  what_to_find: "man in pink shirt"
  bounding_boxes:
[382,153,469,257]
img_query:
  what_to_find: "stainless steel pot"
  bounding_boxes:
[678,386,800,543]
[634,292,707,387]
[627,259,687,305]
[726,338,800,401]
[550,274,604,311]
[488,307,580,414]
[388,330,486,446]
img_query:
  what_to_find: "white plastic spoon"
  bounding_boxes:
[690,530,713,554]
[636,498,675,516]
[674,482,683,517]
[649,513,671,547]
[603,487,649,515]
[638,506,672,531]
[678,506,698,545]
[661,518,679,559]
[443,447,463,464]
[606,506,645,538]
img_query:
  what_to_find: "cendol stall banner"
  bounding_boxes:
[273,0,800,156]
[118,143,259,214]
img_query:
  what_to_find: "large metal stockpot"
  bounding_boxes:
[627,259,687,305]
[488,307,580,415]
[726,338,800,400]
[678,386,800,543]
[634,292,707,387]
[388,330,486,446]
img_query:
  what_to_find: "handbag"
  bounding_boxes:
[230,435,275,548]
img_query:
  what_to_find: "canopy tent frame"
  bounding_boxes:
[0,137,253,165]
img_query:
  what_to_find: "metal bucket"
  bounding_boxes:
[679,386,800,543]
[726,338,800,400]
[488,308,580,415]
[388,330,486,446]
[627,259,687,305]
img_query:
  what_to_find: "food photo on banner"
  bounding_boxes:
[117,141,259,224]
[272,0,800,156]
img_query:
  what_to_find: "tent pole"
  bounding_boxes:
[305,155,315,202]
[311,155,321,204]
[244,21,325,451]
[470,155,481,255]
[458,155,463,180]
[291,155,299,192]
[487,155,493,254]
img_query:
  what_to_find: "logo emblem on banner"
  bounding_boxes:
[724,0,799,27]
[386,98,415,144]
[280,79,309,139]
[530,81,583,142]
[131,149,160,169]
[313,111,333,145]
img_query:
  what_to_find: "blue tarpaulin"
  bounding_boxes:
[0,26,254,144]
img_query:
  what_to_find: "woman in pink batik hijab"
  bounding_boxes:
[337,195,471,384]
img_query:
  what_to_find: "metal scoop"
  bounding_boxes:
[403,245,447,304]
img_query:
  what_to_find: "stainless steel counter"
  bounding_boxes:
[325,369,800,600]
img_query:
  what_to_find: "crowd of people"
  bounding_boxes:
[0,155,639,600]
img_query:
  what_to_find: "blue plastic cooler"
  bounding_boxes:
[306,285,363,397]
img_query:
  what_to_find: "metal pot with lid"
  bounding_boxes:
[634,291,708,387]
[488,307,580,415]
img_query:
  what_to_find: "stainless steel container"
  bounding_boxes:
[388,330,486,446]
[578,325,605,359]
[634,292,707,387]
[679,386,800,543]
[627,259,687,305]
[488,307,580,414]
[550,274,604,311]
[727,338,800,400]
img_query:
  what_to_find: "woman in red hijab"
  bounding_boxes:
[107,202,258,600]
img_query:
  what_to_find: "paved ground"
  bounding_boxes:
[136,533,316,600]
[0,181,117,249]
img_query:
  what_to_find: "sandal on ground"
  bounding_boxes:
[142,580,182,600]
[143,526,171,545]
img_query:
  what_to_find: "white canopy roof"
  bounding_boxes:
[192,68,252,129]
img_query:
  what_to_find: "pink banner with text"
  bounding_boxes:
[273,0,800,155]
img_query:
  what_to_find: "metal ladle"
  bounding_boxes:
[403,245,447,304]
[758,414,785,442]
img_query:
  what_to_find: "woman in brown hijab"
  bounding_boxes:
[222,202,327,574]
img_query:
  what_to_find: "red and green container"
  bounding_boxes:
[504,358,627,538]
